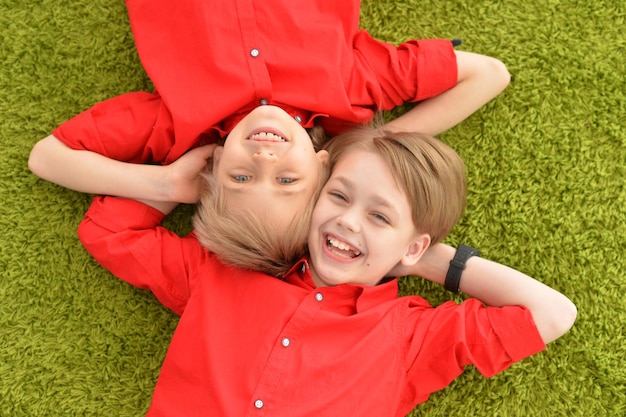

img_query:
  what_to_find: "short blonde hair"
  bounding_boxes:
[193,126,330,277]
[323,126,467,243]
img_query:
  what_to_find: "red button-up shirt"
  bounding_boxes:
[78,196,545,417]
[54,0,457,164]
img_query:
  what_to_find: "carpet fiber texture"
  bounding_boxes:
[1,0,624,416]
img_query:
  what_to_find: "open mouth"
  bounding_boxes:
[326,235,362,259]
[247,128,287,142]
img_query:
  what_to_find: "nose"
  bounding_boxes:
[336,211,360,233]
[253,149,278,160]
[251,149,279,179]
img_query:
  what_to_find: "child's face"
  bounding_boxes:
[308,149,428,287]
[212,105,328,232]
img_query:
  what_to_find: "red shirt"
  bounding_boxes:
[78,197,546,417]
[54,0,457,164]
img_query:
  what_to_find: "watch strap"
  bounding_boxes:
[444,244,480,293]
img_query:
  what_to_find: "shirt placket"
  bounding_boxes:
[236,0,273,106]
[244,290,326,416]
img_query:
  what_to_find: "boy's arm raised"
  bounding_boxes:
[77,196,200,316]
[28,135,214,203]
[395,243,577,344]
[384,51,510,136]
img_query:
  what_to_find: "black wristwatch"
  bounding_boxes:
[444,244,480,293]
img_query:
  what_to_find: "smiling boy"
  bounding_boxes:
[211,106,329,235]
[307,127,465,289]
[308,145,431,287]
[77,127,576,416]
[30,106,330,256]
[29,0,511,255]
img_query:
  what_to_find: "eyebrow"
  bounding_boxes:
[224,183,304,197]
[334,176,398,212]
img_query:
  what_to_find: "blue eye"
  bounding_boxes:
[278,178,295,184]
[233,175,250,182]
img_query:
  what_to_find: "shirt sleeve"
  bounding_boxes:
[52,91,179,164]
[403,298,546,403]
[77,196,205,315]
[350,31,457,109]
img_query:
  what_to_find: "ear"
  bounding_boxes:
[400,234,431,266]
[316,149,329,165]
[211,146,224,172]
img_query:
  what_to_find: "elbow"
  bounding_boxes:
[28,140,46,178]
[543,296,578,344]
[485,57,511,95]
[456,51,511,97]
[28,134,70,181]
[29,135,60,180]
[559,297,578,336]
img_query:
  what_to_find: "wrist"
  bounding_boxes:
[158,164,178,202]
[444,244,480,293]
[410,243,455,284]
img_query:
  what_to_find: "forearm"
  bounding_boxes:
[29,135,172,201]
[384,51,510,136]
[410,243,577,344]
[135,199,179,216]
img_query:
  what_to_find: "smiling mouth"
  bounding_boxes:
[247,129,287,142]
[326,235,362,258]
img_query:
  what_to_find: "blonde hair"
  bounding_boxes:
[323,126,467,243]
[193,126,330,277]
[192,124,465,276]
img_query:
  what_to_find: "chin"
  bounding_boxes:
[314,268,347,288]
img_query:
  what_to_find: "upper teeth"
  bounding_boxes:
[328,237,361,256]
[249,132,286,142]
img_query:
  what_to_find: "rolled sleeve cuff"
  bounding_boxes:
[84,196,166,232]
[489,305,546,362]
[410,38,457,101]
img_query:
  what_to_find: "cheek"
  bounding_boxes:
[309,208,324,230]
[311,198,335,221]
[292,144,319,164]
[367,233,398,258]
[213,168,229,186]
[310,209,331,234]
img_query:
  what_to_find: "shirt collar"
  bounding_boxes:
[284,257,315,289]
[284,256,399,313]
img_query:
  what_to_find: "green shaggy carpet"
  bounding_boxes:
[1,0,624,415]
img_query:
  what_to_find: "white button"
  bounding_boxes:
[294,115,303,123]
[282,338,290,347]
[254,399,264,409]
[250,48,260,57]
[260,98,269,105]
[315,292,324,302]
